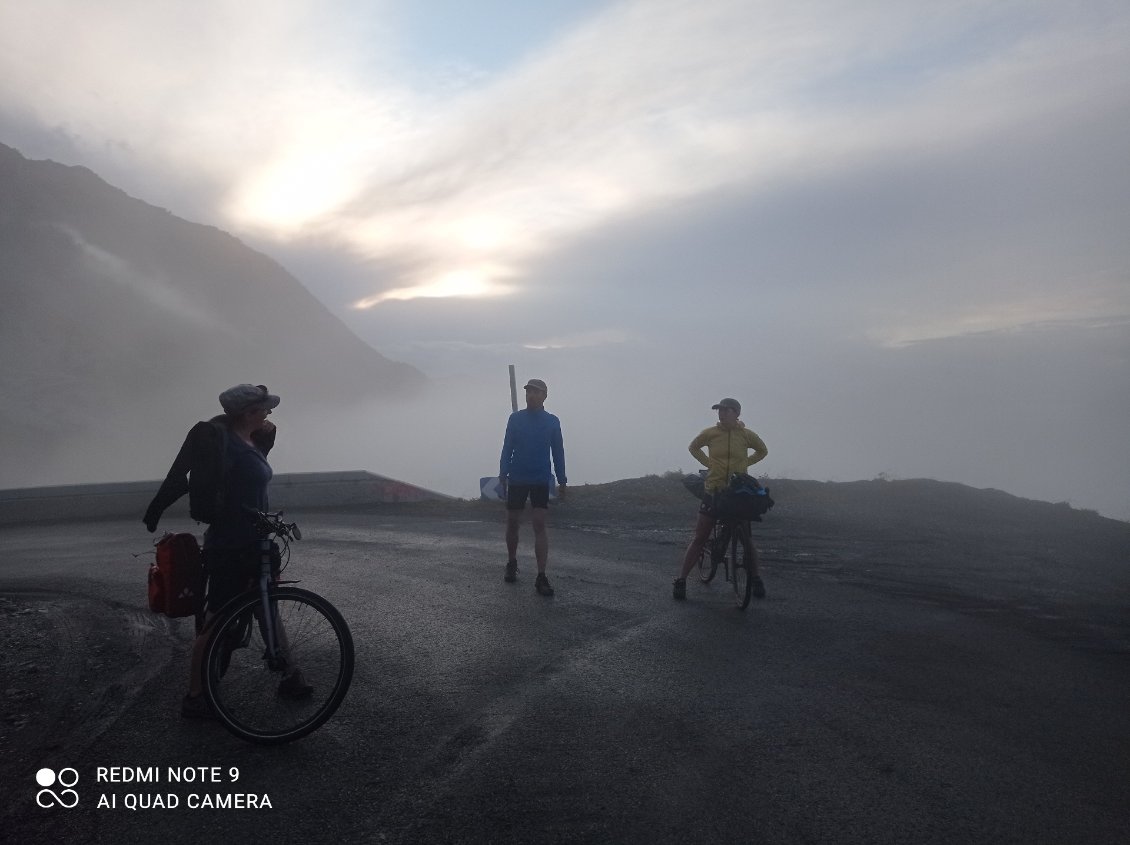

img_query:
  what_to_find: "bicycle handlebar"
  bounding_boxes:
[242,507,302,542]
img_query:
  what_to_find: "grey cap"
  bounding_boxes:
[523,378,548,393]
[712,397,741,414]
[219,384,280,415]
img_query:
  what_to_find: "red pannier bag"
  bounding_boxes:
[149,533,203,618]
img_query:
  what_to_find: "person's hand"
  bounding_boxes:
[143,515,158,533]
[258,419,276,435]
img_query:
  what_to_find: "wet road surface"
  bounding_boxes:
[1,502,1127,844]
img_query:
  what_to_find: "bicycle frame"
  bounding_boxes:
[697,512,756,608]
[201,509,355,744]
[709,518,746,581]
[205,511,301,670]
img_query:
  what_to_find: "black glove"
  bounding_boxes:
[143,512,159,533]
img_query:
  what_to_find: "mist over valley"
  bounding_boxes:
[0,143,424,489]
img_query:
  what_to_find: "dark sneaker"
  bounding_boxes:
[752,576,766,599]
[504,560,518,583]
[181,693,215,720]
[278,672,314,700]
[672,578,687,601]
[535,573,554,596]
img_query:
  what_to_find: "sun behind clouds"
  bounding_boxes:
[353,265,516,309]
[225,153,360,236]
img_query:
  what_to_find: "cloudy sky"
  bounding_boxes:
[2,0,1129,517]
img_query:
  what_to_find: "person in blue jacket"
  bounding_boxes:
[498,378,567,596]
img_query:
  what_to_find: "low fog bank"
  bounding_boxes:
[4,334,1125,524]
[289,322,1125,522]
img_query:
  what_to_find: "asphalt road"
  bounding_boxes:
[1,502,1127,844]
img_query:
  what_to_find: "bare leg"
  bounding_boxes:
[678,511,715,579]
[747,529,761,578]
[506,508,521,560]
[743,522,766,598]
[186,619,212,695]
[531,508,548,573]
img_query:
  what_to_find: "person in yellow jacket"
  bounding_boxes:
[673,397,768,600]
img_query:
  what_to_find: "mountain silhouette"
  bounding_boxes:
[0,142,424,488]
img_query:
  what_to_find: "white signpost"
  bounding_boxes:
[481,365,518,501]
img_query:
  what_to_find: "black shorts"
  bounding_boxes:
[202,544,279,613]
[507,483,550,510]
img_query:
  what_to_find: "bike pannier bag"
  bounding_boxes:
[715,474,775,521]
[149,533,203,617]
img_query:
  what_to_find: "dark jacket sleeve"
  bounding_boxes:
[143,421,212,532]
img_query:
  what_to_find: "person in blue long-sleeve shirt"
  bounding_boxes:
[498,378,567,596]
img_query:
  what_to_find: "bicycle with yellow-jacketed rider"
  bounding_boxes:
[688,472,774,609]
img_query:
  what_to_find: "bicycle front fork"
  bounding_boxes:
[256,538,285,671]
[711,525,732,563]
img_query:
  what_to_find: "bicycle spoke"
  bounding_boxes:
[698,526,719,584]
[204,588,354,744]
[730,521,754,609]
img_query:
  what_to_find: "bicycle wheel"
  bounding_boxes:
[697,526,720,584]
[203,587,354,744]
[703,523,734,585]
[730,521,754,609]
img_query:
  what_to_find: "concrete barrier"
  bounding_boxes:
[0,471,452,526]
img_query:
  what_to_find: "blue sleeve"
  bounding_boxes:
[551,417,567,485]
[499,414,515,478]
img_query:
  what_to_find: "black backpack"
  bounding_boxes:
[187,422,229,524]
[144,419,273,532]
